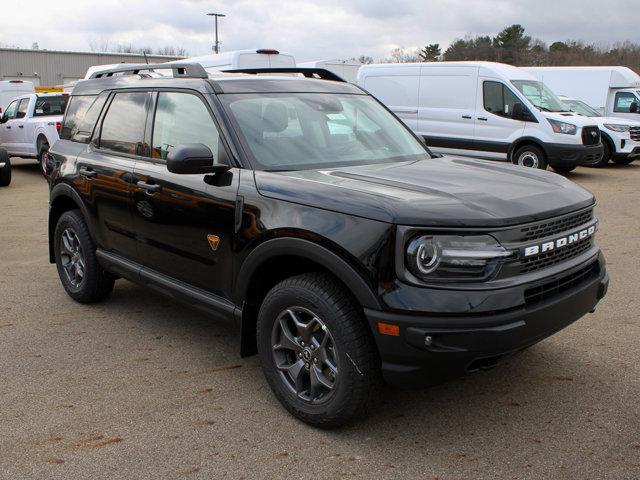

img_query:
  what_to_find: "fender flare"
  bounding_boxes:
[48,183,95,262]
[234,237,381,310]
[599,131,615,154]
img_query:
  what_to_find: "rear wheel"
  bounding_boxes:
[585,139,611,168]
[0,149,11,187]
[257,273,381,428]
[513,145,548,170]
[37,139,50,177]
[54,210,115,303]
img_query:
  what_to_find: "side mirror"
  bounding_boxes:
[166,143,230,175]
[512,102,529,121]
[0,115,8,124]
[630,102,639,114]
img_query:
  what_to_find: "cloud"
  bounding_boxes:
[1,0,639,61]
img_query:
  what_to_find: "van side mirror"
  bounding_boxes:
[166,143,230,175]
[512,102,531,121]
[630,102,639,114]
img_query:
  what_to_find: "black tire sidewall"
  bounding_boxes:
[257,274,379,427]
[513,145,548,170]
[0,149,10,187]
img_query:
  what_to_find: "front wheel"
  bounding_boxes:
[257,273,381,428]
[512,145,548,170]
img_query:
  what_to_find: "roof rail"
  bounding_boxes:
[222,67,346,83]
[89,63,208,79]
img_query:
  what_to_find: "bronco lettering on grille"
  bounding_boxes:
[523,224,596,257]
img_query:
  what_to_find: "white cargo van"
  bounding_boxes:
[169,49,296,75]
[298,59,361,83]
[358,61,603,171]
[524,67,640,121]
[0,80,35,114]
[558,95,640,166]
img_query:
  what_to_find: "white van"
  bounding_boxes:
[524,67,640,121]
[298,59,362,83]
[558,95,640,166]
[357,61,603,171]
[0,80,35,114]
[169,49,296,75]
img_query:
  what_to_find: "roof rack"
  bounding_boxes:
[89,63,208,79]
[222,67,346,83]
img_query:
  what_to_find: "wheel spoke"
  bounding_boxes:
[61,231,75,254]
[281,358,306,392]
[287,309,317,344]
[310,364,334,394]
[274,317,302,352]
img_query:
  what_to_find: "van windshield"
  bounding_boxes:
[222,93,429,171]
[511,80,569,113]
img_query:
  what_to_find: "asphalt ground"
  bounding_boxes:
[1,157,639,479]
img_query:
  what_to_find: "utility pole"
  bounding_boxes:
[206,12,226,54]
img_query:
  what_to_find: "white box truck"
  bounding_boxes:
[524,67,640,121]
[358,61,603,171]
[168,49,295,75]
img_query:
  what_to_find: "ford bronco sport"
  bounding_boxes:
[47,64,609,428]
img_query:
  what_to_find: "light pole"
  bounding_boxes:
[207,12,225,54]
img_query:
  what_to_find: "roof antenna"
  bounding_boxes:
[143,51,149,64]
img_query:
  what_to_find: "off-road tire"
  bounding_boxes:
[54,210,115,303]
[257,272,381,428]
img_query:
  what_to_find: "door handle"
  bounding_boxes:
[137,180,162,193]
[6,126,10,129]
[462,115,472,119]
[392,108,418,114]
[478,117,488,121]
[79,167,97,178]
[18,125,24,128]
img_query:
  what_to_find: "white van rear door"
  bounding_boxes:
[417,65,478,154]
[362,67,419,130]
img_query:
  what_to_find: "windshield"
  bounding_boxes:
[562,99,601,117]
[222,93,428,171]
[511,80,568,113]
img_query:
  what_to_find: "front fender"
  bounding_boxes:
[234,236,381,310]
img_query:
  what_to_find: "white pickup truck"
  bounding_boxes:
[0,92,69,167]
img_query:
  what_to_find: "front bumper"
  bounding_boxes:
[365,261,609,387]
[545,143,603,168]
[613,146,640,160]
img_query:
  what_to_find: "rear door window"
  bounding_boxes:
[99,92,149,155]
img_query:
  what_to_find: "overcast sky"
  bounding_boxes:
[2,0,639,61]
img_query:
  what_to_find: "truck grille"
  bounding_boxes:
[524,262,598,305]
[519,208,593,242]
[630,126,640,142]
[581,126,600,146]
[519,237,593,274]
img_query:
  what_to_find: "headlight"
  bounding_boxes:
[547,119,577,135]
[603,123,630,132]
[405,235,513,283]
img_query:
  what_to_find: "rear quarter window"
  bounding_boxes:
[61,93,108,143]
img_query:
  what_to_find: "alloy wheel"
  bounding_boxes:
[60,228,85,288]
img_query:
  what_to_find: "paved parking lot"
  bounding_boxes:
[1,158,639,480]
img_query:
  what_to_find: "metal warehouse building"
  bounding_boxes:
[0,48,183,87]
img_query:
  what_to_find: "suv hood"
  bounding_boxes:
[254,157,595,227]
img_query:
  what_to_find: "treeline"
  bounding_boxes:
[88,40,188,57]
[358,25,640,73]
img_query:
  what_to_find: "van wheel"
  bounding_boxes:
[0,149,11,187]
[54,210,115,303]
[257,273,381,428]
[513,145,548,170]
[585,139,611,168]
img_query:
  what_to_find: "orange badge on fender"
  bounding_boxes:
[207,234,220,251]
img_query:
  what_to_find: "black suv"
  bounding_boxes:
[47,64,609,428]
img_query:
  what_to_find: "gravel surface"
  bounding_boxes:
[1,158,638,480]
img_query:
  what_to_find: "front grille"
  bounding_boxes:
[630,126,640,142]
[524,262,598,305]
[519,237,593,273]
[519,209,593,242]
[582,126,601,146]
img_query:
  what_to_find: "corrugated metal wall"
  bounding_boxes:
[0,48,183,86]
